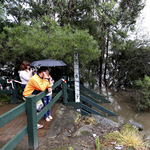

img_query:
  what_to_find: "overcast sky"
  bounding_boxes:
[130,0,150,40]
[141,0,150,32]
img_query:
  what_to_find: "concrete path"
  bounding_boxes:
[0,101,61,150]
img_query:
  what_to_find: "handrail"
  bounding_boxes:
[0,77,65,150]
[1,126,27,150]
[81,103,104,116]
[80,91,101,103]
[0,77,20,104]
[80,84,111,103]
[52,78,62,89]
[67,81,110,103]
[67,81,117,116]
[37,90,62,122]
[0,102,26,128]
[26,78,63,149]
[81,95,117,116]
[0,77,117,150]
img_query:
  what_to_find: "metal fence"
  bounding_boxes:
[0,77,65,150]
[0,76,117,150]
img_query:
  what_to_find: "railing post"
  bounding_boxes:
[11,81,18,104]
[26,95,38,149]
[62,76,68,104]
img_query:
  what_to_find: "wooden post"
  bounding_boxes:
[62,76,68,104]
[26,95,38,149]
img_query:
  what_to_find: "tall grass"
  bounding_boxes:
[102,124,148,150]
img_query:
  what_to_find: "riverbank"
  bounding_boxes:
[93,86,150,140]
[37,104,150,150]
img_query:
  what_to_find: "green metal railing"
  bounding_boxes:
[0,77,64,150]
[0,76,117,150]
[0,76,22,104]
[67,81,117,116]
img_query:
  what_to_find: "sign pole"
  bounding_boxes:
[74,50,80,111]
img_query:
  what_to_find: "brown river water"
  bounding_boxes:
[93,85,150,139]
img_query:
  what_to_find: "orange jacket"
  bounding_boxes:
[23,74,51,97]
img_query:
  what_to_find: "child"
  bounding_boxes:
[42,70,54,121]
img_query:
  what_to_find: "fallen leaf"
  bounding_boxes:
[105,143,108,146]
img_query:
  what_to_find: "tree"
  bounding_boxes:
[53,0,145,86]
[135,75,150,111]
[0,17,99,76]
[0,2,6,33]
[1,0,148,88]
[109,40,150,88]
[0,3,5,20]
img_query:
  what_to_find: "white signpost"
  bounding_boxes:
[74,51,80,111]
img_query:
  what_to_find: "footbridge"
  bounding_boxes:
[0,76,117,150]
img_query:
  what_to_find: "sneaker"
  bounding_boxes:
[37,124,44,129]
[49,116,53,119]
[46,117,50,121]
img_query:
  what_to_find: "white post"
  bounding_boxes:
[74,51,80,111]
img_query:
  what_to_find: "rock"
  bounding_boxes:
[62,131,72,137]
[58,110,64,116]
[74,125,94,136]
[91,114,120,128]
[39,146,48,150]
[47,117,61,138]
[60,107,65,111]
[126,122,144,131]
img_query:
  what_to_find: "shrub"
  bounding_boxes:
[135,75,150,111]
[0,94,10,105]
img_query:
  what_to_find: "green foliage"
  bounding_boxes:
[95,136,100,150]
[0,0,148,87]
[0,16,99,76]
[3,0,30,24]
[0,94,10,105]
[109,40,150,88]
[0,3,5,20]
[135,75,150,111]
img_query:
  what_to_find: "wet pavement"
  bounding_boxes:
[0,101,61,150]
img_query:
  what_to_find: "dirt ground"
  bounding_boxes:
[38,120,121,150]
[37,105,128,150]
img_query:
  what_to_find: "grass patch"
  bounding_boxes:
[81,131,88,135]
[75,115,97,125]
[100,124,148,149]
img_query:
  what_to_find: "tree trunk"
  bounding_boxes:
[99,38,105,86]
[99,54,103,86]
[104,34,109,84]
[67,0,72,19]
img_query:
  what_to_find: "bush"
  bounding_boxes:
[135,75,150,111]
[0,94,10,105]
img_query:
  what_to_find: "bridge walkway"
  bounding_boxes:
[0,101,61,150]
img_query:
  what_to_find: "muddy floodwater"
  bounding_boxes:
[93,85,150,139]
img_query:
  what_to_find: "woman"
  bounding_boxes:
[19,61,35,91]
